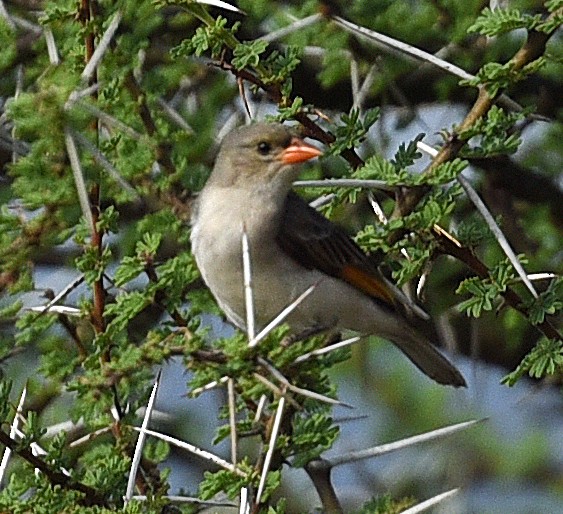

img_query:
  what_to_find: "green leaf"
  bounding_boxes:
[104,290,151,336]
[290,413,339,467]
[502,338,563,385]
[0,379,13,421]
[468,8,543,37]
[113,255,145,286]
[523,277,563,325]
[232,39,269,70]
[327,108,380,156]
[96,205,119,234]
[391,134,424,170]
[170,15,239,59]
[272,96,305,121]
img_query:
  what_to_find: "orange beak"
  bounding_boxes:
[279,137,322,164]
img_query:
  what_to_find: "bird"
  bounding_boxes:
[190,122,466,387]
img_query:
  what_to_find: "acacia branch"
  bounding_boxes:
[0,429,108,507]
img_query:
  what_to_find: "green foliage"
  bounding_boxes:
[522,277,563,325]
[289,412,339,467]
[454,213,494,248]
[0,18,17,72]
[460,105,527,157]
[462,58,547,97]
[539,1,563,32]
[467,7,543,36]
[79,444,130,499]
[456,257,521,317]
[502,337,563,386]
[170,15,239,59]
[198,460,256,500]
[272,96,305,121]
[357,493,416,514]
[0,379,13,421]
[355,149,465,188]
[232,40,269,70]
[1,0,561,512]
[261,45,302,98]
[390,134,424,170]
[328,108,380,156]
[75,245,112,284]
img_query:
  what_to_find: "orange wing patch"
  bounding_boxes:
[341,265,396,306]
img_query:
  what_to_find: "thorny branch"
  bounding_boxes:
[0,429,109,508]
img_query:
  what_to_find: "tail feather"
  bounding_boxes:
[389,328,466,387]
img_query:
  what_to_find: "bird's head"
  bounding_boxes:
[210,123,322,189]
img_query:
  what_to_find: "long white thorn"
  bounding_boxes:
[255,396,285,505]
[400,488,459,513]
[82,11,123,82]
[249,282,318,347]
[125,372,161,502]
[228,378,238,466]
[132,427,247,477]
[293,336,361,364]
[64,128,94,231]
[242,227,256,341]
[417,140,539,299]
[0,386,27,483]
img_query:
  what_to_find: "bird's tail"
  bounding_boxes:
[388,327,466,387]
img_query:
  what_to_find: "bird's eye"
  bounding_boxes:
[257,141,271,155]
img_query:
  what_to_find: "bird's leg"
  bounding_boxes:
[280,322,338,347]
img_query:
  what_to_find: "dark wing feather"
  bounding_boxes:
[277,192,396,307]
[277,193,466,387]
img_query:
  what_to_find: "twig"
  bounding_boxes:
[238,77,253,121]
[29,305,81,315]
[190,375,230,396]
[253,373,301,410]
[350,58,360,112]
[69,426,112,447]
[257,358,351,407]
[34,275,84,316]
[43,28,60,65]
[0,430,108,507]
[457,173,538,298]
[75,101,143,140]
[357,64,379,109]
[332,15,522,113]
[156,98,194,134]
[254,395,267,422]
[74,131,140,198]
[0,1,15,30]
[305,459,343,514]
[239,487,251,514]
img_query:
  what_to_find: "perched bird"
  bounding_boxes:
[191,123,466,387]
